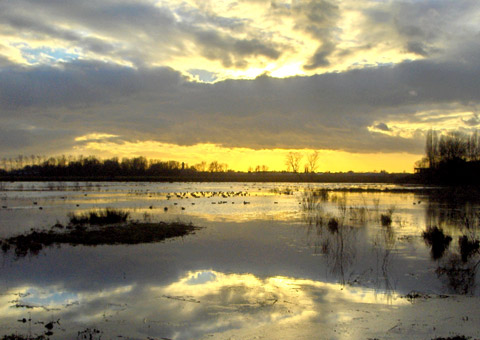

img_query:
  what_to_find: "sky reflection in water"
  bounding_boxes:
[1,269,409,340]
[0,182,479,339]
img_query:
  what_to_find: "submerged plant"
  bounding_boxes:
[423,226,453,260]
[349,206,368,225]
[300,188,331,210]
[380,205,395,227]
[271,187,294,195]
[380,214,392,227]
[459,235,480,263]
[327,217,339,234]
[436,253,477,295]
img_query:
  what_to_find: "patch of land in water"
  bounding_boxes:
[1,219,200,257]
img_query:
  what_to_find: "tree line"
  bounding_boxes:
[285,151,320,173]
[417,130,480,168]
[0,151,323,176]
[0,155,231,177]
[416,129,480,184]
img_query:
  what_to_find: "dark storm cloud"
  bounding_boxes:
[0,61,185,109]
[295,0,339,70]
[374,123,391,132]
[189,28,282,68]
[0,55,12,67]
[406,41,429,57]
[2,49,480,156]
[361,0,480,60]
[304,41,336,69]
[0,125,77,155]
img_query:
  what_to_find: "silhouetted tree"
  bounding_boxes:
[438,131,468,162]
[421,130,480,168]
[425,129,438,168]
[208,161,228,172]
[193,161,207,172]
[285,152,302,173]
[307,151,320,173]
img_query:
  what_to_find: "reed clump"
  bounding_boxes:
[67,208,130,225]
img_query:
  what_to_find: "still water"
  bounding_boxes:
[0,182,479,339]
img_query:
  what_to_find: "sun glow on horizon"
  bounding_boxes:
[72,137,420,173]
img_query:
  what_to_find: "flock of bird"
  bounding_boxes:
[166,191,248,200]
[0,190,254,211]
[161,191,251,211]
[0,190,423,211]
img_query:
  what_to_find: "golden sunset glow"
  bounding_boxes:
[72,138,421,173]
[1,0,480,172]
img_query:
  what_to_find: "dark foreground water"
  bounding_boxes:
[0,182,479,339]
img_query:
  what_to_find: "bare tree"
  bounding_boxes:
[425,129,438,168]
[307,151,320,173]
[208,161,227,172]
[285,152,302,173]
[194,161,207,172]
[438,131,467,161]
[467,130,480,161]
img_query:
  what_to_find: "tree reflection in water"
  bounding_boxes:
[436,253,479,295]
[422,191,480,295]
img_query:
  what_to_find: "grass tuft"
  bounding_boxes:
[68,208,130,225]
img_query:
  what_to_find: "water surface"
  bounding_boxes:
[1,182,479,339]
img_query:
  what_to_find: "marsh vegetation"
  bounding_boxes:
[1,208,200,257]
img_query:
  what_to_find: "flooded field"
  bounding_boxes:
[1,182,479,339]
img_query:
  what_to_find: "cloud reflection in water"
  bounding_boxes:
[0,270,407,339]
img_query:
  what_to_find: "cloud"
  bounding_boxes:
[359,0,480,61]
[0,0,286,72]
[1,47,480,157]
[405,41,429,57]
[1,0,480,158]
[269,0,340,70]
[188,28,282,68]
[2,0,478,78]
[374,123,391,132]
[463,114,480,127]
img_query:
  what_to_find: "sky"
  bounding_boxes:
[1,0,480,172]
